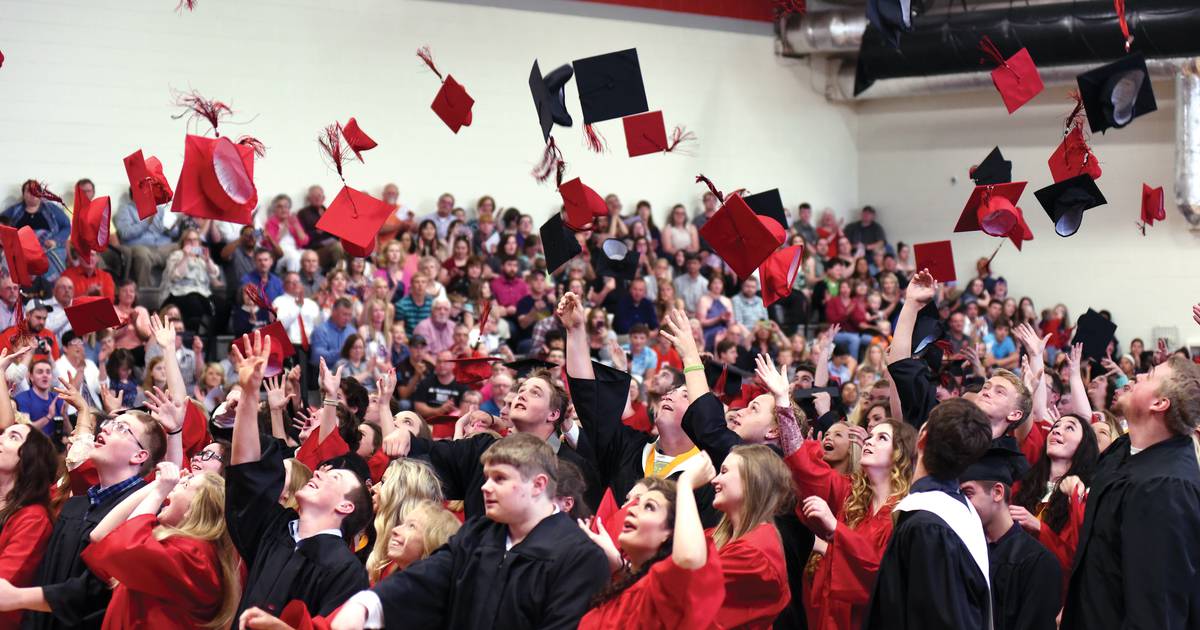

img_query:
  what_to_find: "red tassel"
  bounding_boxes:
[1114,0,1133,52]
[175,0,197,11]
[694,174,724,202]
[237,136,266,158]
[978,36,1008,69]
[772,0,806,18]
[583,124,607,153]
[1064,90,1086,135]
[28,182,64,205]
[172,89,232,135]
[532,137,566,186]
[13,292,24,336]
[416,46,444,82]
[318,123,352,180]
[665,126,697,154]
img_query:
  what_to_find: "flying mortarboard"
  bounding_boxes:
[341,117,378,159]
[1072,308,1117,361]
[705,362,745,404]
[593,239,639,283]
[426,413,461,440]
[970,147,1012,186]
[697,185,784,280]
[123,150,173,220]
[418,47,474,134]
[503,357,560,378]
[232,321,295,377]
[1049,126,1102,183]
[954,182,1027,238]
[759,245,804,308]
[0,225,48,288]
[1076,53,1157,133]
[979,36,1044,114]
[1034,175,1106,237]
[744,188,788,235]
[621,111,697,157]
[960,443,1030,486]
[866,0,916,49]
[572,48,649,125]
[172,135,259,225]
[443,355,502,385]
[559,177,607,231]
[913,240,956,283]
[317,186,394,253]
[1141,183,1165,231]
[539,213,582,275]
[70,183,111,258]
[64,296,123,336]
[529,60,575,142]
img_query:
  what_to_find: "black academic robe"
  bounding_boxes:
[680,392,813,630]
[408,430,603,520]
[863,482,991,630]
[568,361,720,527]
[887,357,938,429]
[1061,434,1200,630]
[989,523,1061,630]
[372,512,610,630]
[226,439,369,620]
[22,477,145,630]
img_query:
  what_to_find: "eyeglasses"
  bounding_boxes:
[191,449,220,462]
[99,419,145,450]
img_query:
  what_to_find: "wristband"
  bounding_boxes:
[322,398,339,407]
[166,426,183,436]
[683,364,704,374]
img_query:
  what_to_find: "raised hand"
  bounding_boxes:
[1066,343,1083,374]
[0,345,33,373]
[295,407,317,442]
[847,425,868,448]
[377,365,398,401]
[577,517,623,573]
[381,419,412,457]
[817,324,840,356]
[607,337,628,372]
[754,353,789,401]
[813,391,832,416]
[1155,338,1170,365]
[905,269,937,305]
[153,461,182,491]
[801,495,838,539]
[149,313,176,349]
[52,373,86,411]
[238,607,294,630]
[658,308,700,365]
[98,382,124,414]
[319,358,344,398]
[144,386,186,435]
[677,451,716,490]
[264,375,287,411]
[555,292,585,331]
[230,330,272,391]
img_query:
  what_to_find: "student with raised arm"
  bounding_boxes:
[1061,353,1200,629]
[328,433,611,630]
[224,331,371,619]
[81,461,240,628]
[577,452,725,629]
[557,292,717,526]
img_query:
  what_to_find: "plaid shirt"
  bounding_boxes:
[87,474,144,509]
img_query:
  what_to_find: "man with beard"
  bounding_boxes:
[0,302,59,361]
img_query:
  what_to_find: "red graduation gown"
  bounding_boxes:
[0,504,52,628]
[81,515,225,629]
[579,539,726,630]
[366,449,390,483]
[1034,487,1087,597]
[786,441,895,630]
[1019,420,1050,467]
[712,522,790,629]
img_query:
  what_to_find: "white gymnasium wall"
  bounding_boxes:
[856,80,1200,348]
[0,0,858,230]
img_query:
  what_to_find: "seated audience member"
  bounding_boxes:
[114,195,179,288]
[13,360,65,436]
[413,298,455,355]
[60,251,114,301]
[3,180,71,282]
[412,351,467,418]
[479,372,512,416]
[311,298,356,371]
[162,229,223,338]
[330,433,610,630]
[844,205,887,253]
[611,277,658,335]
[263,193,310,273]
[394,274,433,336]
[39,278,75,340]
[622,324,658,381]
[731,276,768,330]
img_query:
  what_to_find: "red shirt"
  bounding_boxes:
[1020,420,1051,466]
[0,326,59,360]
[367,449,391,483]
[61,266,116,301]
[0,504,52,628]
[712,522,791,629]
[81,514,226,629]
[622,401,651,433]
[579,538,726,630]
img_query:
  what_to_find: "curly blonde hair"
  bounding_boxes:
[366,459,444,584]
[841,419,917,528]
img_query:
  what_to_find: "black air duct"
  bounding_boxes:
[854,0,1200,95]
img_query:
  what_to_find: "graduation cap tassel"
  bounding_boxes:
[532,137,565,186]
[27,182,64,205]
[171,89,233,136]
[694,174,724,202]
[665,126,697,154]
[1064,90,1086,135]
[978,36,1015,78]
[318,123,352,181]
[236,136,266,158]
[583,124,607,153]
[772,0,806,18]
[416,46,445,82]
[1113,0,1133,52]
[175,0,197,11]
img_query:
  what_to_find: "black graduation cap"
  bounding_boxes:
[1034,175,1106,237]
[1072,308,1117,361]
[593,238,639,282]
[960,443,1030,486]
[971,147,1012,186]
[529,60,575,142]
[539,213,581,274]
[572,49,649,125]
[866,0,918,49]
[504,357,560,378]
[704,361,744,402]
[744,189,788,233]
[1076,53,1157,134]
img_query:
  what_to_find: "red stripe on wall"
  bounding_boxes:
[574,0,777,22]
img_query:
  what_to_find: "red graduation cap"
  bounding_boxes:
[64,296,123,336]
[759,245,803,308]
[1006,206,1034,250]
[123,150,174,221]
[1049,126,1102,183]
[343,238,377,259]
[172,135,258,225]
[559,177,607,231]
[432,76,475,134]
[70,183,111,257]
[426,413,461,440]
[443,355,502,386]
[232,321,295,377]
[699,192,785,279]
[979,36,1044,114]
[954,182,1027,236]
[341,117,377,161]
[913,240,956,283]
[623,111,667,157]
[181,399,212,463]
[729,383,769,411]
[316,186,394,253]
[0,225,49,288]
[1141,183,1165,229]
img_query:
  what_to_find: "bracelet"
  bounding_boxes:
[166,427,183,436]
[683,364,704,374]
[322,398,339,407]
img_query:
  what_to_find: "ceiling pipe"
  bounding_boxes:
[1176,60,1200,228]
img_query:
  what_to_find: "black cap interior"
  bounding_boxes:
[539,212,582,274]
[1076,53,1158,134]
[1033,174,1106,237]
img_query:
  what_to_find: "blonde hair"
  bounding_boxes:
[712,445,795,549]
[408,499,462,559]
[825,421,862,476]
[154,473,240,629]
[841,419,917,528]
[361,298,394,339]
[366,459,445,583]
[992,369,1032,425]
[280,458,312,510]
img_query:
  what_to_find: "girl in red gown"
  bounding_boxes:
[364,459,445,585]
[0,422,57,629]
[578,453,725,630]
[784,418,917,630]
[709,444,795,630]
[82,461,241,629]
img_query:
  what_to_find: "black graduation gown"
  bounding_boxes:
[408,430,603,520]
[680,392,814,630]
[863,483,991,630]
[1060,434,1200,630]
[988,523,1061,630]
[568,361,720,527]
[372,512,610,630]
[22,477,146,630]
[226,439,369,619]
[887,357,938,429]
